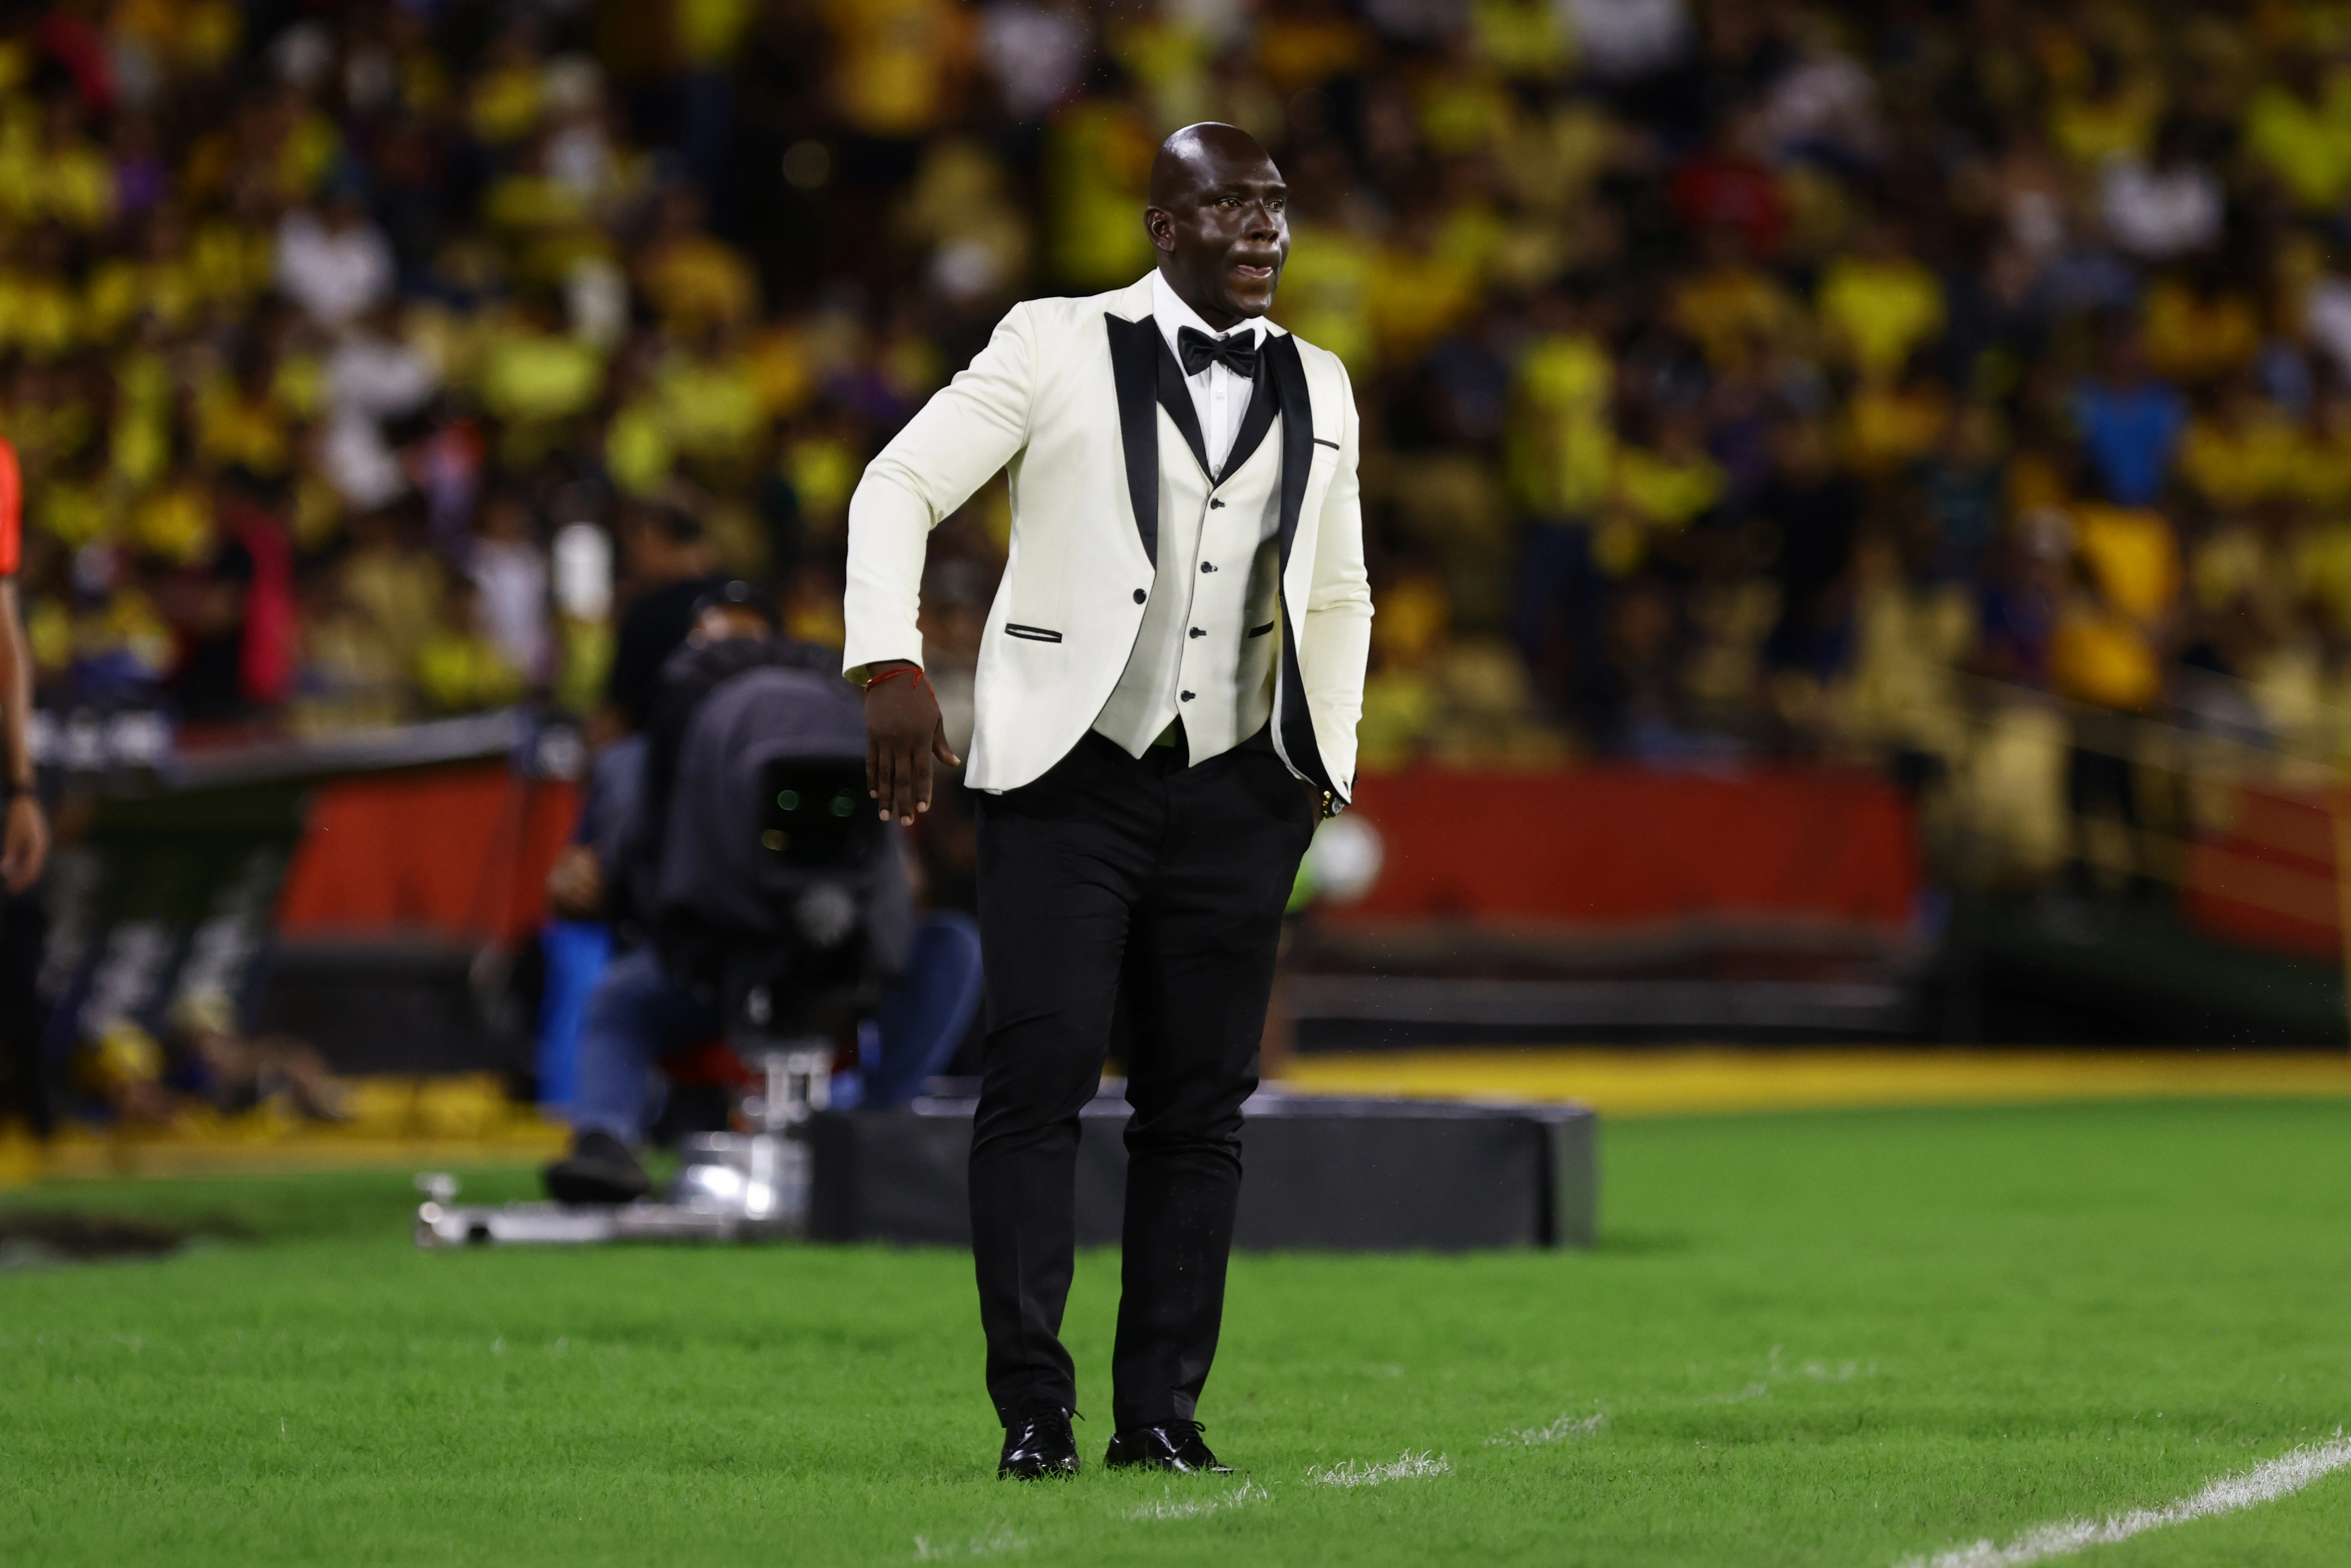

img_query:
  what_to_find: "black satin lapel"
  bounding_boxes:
[1106,315,1160,565]
[1260,335,1331,794]
[1269,334,1313,572]
[1153,333,1212,478]
[1278,611,1333,795]
[1219,352,1278,482]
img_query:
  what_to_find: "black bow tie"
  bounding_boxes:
[1178,325,1259,379]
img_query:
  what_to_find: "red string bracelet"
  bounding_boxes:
[864,665,928,697]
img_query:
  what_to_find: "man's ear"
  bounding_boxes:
[1144,205,1176,254]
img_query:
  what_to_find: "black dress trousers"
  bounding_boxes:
[969,729,1315,1430]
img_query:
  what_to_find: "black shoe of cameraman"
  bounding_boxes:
[543,1130,652,1205]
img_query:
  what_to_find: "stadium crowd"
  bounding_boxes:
[4,0,2351,847]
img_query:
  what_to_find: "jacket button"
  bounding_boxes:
[1133,589,1147,604]
[1188,627,1205,638]
[1180,691,1195,701]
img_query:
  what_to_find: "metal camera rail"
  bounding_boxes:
[414,1045,833,1247]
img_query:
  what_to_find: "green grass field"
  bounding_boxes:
[5,1099,2350,1567]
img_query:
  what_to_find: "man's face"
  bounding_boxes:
[1148,150,1290,328]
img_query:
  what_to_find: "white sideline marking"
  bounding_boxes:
[1699,1382,1770,1405]
[1128,1481,1272,1521]
[1803,1360,1867,1382]
[1306,1451,1452,1488]
[1896,1433,2351,1568]
[1696,1349,1874,1406]
[1487,1412,1608,1447]
[912,1524,1028,1561]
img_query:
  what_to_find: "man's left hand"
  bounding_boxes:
[3,792,47,894]
[545,844,604,920]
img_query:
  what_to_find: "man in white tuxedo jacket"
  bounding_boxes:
[844,124,1371,1480]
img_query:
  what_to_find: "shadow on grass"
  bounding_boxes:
[0,1162,548,1247]
[1590,1229,1692,1256]
[0,1208,249,1265]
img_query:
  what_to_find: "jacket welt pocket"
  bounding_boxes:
[1247,621,1276,638]
[1004,623,1063,643]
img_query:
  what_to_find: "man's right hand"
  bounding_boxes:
[864,660,961,823]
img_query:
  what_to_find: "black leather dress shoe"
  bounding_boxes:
[543,1131,652,1205]
[997,1408,1080,1480]
[1104,1420,1232,1474]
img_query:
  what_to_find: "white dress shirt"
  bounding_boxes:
[1153,269,1257,475]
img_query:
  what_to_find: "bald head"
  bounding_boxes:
[1149,123,1273,208]
[1145,123,1290,329]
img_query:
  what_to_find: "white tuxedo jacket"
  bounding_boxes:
[843,273,1373,802]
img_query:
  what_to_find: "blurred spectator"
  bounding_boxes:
[0,0,2347,908]
[2242,58,2351,214]
[1757,13,1878,167]
[2099,121,2222,262]
[1757,417,1860,681]
[322,301,436,509]
[1975,513,2065,690]
[469,488,549,684]
[1913,403,2006,578]
[2071,325,2184,508]
[72,991,349,1127]
[1673,110,1787,260]
[2048,498,2177,895]
[1816,220,1944,383]
[604,498,721,735]
[1565,0,1692,84]
[275,189,395,329]
[980,1,1091,122]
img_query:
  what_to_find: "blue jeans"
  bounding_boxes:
[569,911,985,1142]
[863,909,985,1106]
[534,919,614,1111]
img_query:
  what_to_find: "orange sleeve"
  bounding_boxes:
[0,438,19,577]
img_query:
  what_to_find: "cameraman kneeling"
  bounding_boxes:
[545,586,982,1204]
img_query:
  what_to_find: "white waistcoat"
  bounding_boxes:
[1092,402,1283,762]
